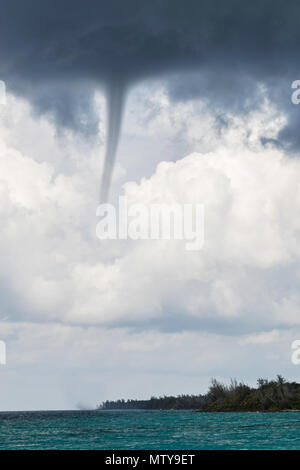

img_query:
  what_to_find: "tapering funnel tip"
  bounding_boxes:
[100,79,127,203]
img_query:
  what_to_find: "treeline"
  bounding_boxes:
[99,394,205,410]
[98,376,300,412]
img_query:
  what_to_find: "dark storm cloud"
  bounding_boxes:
[1,0,300,85]
[1,0,300,196]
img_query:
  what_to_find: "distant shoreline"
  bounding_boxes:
[194,408,300,413]
[98,376,300,412]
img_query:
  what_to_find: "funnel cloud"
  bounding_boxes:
[1,0,300,196]
[101,80,127,201]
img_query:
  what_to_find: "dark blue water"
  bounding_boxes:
[0,410,300,449]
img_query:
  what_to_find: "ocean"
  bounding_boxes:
[0,410,300,450]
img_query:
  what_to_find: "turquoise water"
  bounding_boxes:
[0,410,300,449]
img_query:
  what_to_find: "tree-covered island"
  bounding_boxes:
[98,376,300,412]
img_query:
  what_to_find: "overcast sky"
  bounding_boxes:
[1,0,300,410]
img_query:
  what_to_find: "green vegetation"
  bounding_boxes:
[98,376,300,412]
